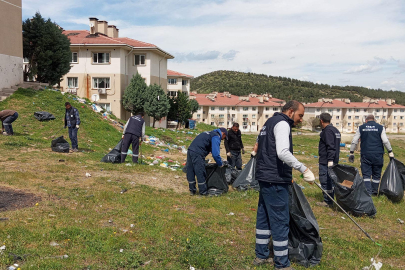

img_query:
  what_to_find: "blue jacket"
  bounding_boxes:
[255,112,294,184]
[359,121,384,154]
[319,124,341,165]
[188,129,223,166]
[65,107,80,128]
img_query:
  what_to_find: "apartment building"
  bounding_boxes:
[0,0,23,89]
[190,92,285,132]
[61,18,174,125]
[167,70,193,97]
[304,98,405,133]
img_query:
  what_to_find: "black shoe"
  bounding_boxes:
[189,191,196,196]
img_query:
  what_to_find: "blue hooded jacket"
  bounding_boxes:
[188,129,223,166]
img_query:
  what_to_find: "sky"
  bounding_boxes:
[22,0,405,91]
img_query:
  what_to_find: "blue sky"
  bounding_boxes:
[22,0,405,91]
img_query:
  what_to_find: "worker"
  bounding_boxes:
[252,100,315,269]
[349,114,394,195]
[121,112,145,163]
[186,127,228,196]
[64,102,80,152]
[224,123,245,170]
[317,112,341,207]
[0,109,18,135]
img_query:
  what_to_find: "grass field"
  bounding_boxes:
[0,88,404,269]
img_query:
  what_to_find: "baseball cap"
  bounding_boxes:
[219,127,228,139]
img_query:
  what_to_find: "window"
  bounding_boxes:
[182,80,188,85]
[336,116,340,119]
[336,123,339,126]
[252,114,256,119]
[252,107,257,111]
[355,116,359,119]
[328,109,333,112]
[265,107,269,111]
[168,91,177,97]
[337,109,340,112]
[383,109,387,112]
[316,108,320,112]
[219,122,224,126]
[230,107,235,110]
[197,114,201,119]
[273,107,278,111]
[211,122,214,125]
[219,114,224,118]
[383,116,386,119]
[134,54,145,65]
[243,114,248,118]
[394,109,398,112]
[375,116,380,119]
[265,115,269,118]
[401,109,405,113]
[211,107,215,110]
[243,107,249,111]
[93,77,110,89]
[348,123,351,126]
[252,122,256,126]
[168,79,177,85]
[376,109,380,112]
[98,103,111,112]
[232,114,235,118]
[93,53,110,64]
[400,123,404,127]
[401,116,404,120]
[355,109,360,112]
[242,122,248,129]
[394,123,397,126]
[211,114,215,118]
[203,111,206,114]
[349,109,352,112]
[219,107,225,111]
[67,77,78,88]
[394,116,397,119]
[348,116,352,119]
[364,109,367,112]
[23,57,29,63]
[71,52,78,63]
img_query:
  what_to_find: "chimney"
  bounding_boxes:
[97,20,108,35]
[107,25,119,38]
[259,96,264,103]
[89,17,99,34]
[387,99,392,106]
[345,98,350,104]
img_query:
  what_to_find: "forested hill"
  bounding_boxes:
[190,70,405,105]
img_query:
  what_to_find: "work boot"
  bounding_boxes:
[73,148,79,152]
[189,191,196,196]
[253,257,273,266]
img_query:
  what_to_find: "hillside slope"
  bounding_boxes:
[190,70,405,104]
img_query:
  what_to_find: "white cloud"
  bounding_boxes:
[344,64,382,74]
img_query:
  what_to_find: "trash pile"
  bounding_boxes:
[144,155,183,171]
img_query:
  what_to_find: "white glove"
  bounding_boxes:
[227,152,231,157]
[251,151,256,157]
[303,168,315,184]
[389,152,394,158]
[328,161,334,167]
[76,125,80,129]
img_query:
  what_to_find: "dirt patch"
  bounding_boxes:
[0,187,41,212]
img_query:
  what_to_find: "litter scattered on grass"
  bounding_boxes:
[7,263,19,270]
[49,241,59,247]
[227,212,235,216]
[0,245,5,253]
[85,173,91,177]
[362,258,383,270]
[398,218,404,224]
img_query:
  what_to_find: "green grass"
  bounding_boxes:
[0,88,403,269]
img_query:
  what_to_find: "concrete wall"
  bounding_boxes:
[0,0,23,89]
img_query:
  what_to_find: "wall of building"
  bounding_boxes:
[0,0,23,89]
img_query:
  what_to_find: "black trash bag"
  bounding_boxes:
[232,157,259,191]
[393,158,405,188]
[288,182,323,267]
[379,158,404,202]
[328,164,376,217]
[51,136,70,153]
[225,167,241,185]
[100,140,122,163]
[205,163,228,195]
[34,111,55,121]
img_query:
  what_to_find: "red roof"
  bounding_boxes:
[190,93,284,107]
[63,30,174,58]
[305,99,405,109]
[167,69,193,78]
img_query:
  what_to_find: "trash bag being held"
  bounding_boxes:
[205,163,228,195]
[232,157,259,191]
[51,136,70,153]
[34,111,55,121]
[328,164,376,217]
[379,158,404,202]
[101,140,122,163]
[288,182,323,267]
[225,167,241,184]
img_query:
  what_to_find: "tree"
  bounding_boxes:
[308,117,320,131]
[144,84,170,128]
[188,99,199,115]
[212,116,221,127]
[176,91,192,129]
[341,119,347,132]
[23,12,71,86]
[122,73,147,115]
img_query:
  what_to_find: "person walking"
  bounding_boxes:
[64,102,80,152]
[186,127,228,196]
[0,109,18,135]
[121,112,145,163]
[349,114,394,195]
[317,113,341,207]
[224,123,245,170]
[252,100,315,269]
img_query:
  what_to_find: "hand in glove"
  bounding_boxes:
[226,152,232,157]
[76,125,80,129]
[348,154,354,163]
[242,149,245,155]
[251,151,256,157]
[222,160,229,167]
[388,152,394,159]
[303,168,315,184]
[328,161,334,167]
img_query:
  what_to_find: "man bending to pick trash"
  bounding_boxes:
[186,127,228,196]
[121,112,145,163]
[252,100,315,269]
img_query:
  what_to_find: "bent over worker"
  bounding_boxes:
[186,128,227,196]
[317,112,341,207]
[0,109,18,135]
[121,112,145,163]
[349,114,394,195]
[252,101,315,269]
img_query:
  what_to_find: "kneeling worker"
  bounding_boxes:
[186,128,228,196]
[121,112,145,163]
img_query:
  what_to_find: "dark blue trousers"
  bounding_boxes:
[68,127,78,149]
[255,181,290,269]
[319,164,334,205]
[121,134,140,163]
[361,154,383,195]
[186,150,207,195]
[227,150,242,170]
[3,112,18,135]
